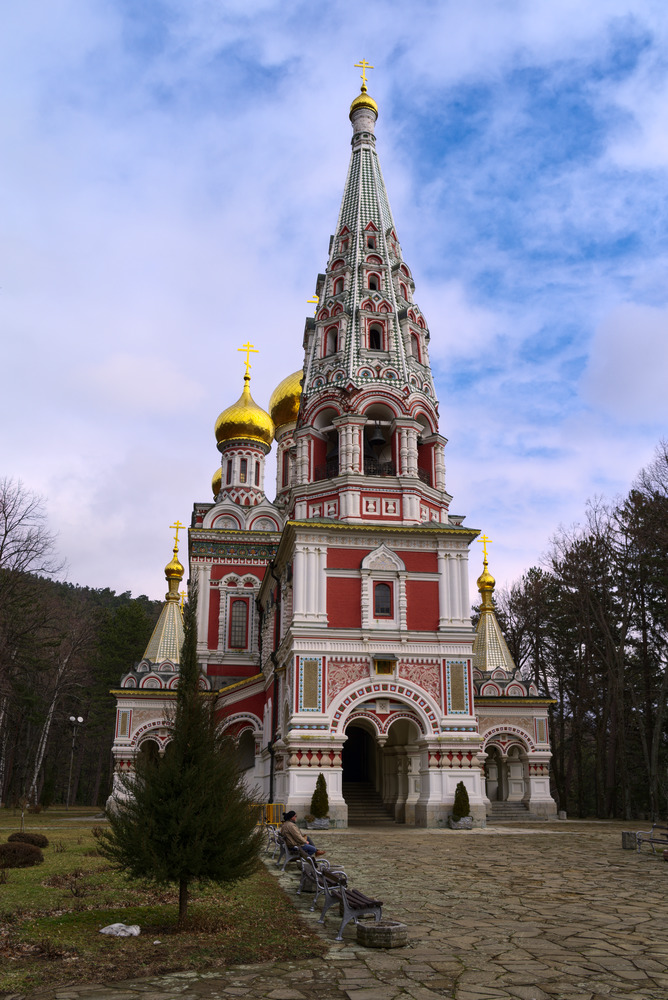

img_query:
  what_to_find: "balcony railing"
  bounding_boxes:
[417,468,432,486]
[313,460,430,483]
[364,458,397,477]
[314,460,340,482]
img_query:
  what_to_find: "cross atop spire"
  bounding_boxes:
[238,341,259,378]
[169,519,186,552]
[354,59,374,91]
[477,533,493,563]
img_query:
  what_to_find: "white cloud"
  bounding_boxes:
[581,303,668,422]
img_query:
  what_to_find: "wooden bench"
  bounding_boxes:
[636,823,668,854]
[275,833,302,871]
[317,867,383,941]
[296,849,346,911]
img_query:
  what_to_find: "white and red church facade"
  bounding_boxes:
[110,80,557,826]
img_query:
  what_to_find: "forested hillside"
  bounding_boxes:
[0,479,161,807]
[494,442,668,820]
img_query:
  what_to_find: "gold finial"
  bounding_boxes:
[169,519,185,552]
[307,295,319,315]
[238,341,259,378]
[477,533,492,563]
[354,59,374,91]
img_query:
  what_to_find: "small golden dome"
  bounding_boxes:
[165,552,184,582]
[477,564,495,593]
[215,376,274,448]
[212,467,222,498]
[350,84,378,119]
[269,370,303,432]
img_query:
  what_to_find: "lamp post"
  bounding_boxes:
[66,715,84,810]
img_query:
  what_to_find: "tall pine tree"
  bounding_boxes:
[100,594,262,926]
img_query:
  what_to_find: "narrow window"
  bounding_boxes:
[226,460,232,485]
[282,450,290,487]
[333,277,344,295]
[340,238,349,252]
[229,600,248,648]
[400,282,408,299]
[239,459,248,483]
[374,582,392,617]
[410,333,420,360]
[368,274,379,291]
[254,462,260,486]
[369,323,382,350]
[324,327,338,356]
[367,235,376,249]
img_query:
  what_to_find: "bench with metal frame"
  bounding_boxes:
[636,823,668,854]
[316,866,383,941]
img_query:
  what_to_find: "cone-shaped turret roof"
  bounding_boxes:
[142,528,185,665]
[472,546,516,674]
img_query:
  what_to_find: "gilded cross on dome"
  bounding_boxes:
[354,59,374,90]
[477,533,493,561]
[238,341,259,377]
[169,520,186,551]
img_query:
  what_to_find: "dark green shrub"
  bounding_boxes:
[0,841,44,868]
[310,773,329,819]
[451,781,471,821]
[8,831,49,848]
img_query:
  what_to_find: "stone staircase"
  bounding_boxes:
[487,801,535,824]
[343,781,396,826]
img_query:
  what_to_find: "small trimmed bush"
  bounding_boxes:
[8,831,49,848]
[451,781,471,821]
[0,841,44,868]
[310,773,329,819]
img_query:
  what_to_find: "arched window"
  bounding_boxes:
[410,333,421,360]
[400,282,408,299]
[332,258,345,269]
[226,460,232,485]
[324,326,338,356]
[239,459,248,483]
[229,600,248,648]
[366,234,377,249]
[368,274,380,291]
[333,277,344,295]
[374,583,392,617]
[369,323,383,350]
[254,462,260,486]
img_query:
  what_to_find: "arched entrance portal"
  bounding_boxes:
[485,743,528,803]
[342,723,375,783]
[341,713,423,825]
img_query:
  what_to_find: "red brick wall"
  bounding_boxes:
[211,564,267,580]
[327,577,362,627]
[396,550,438,573]
[327,547,368,569]
[406,580,439,631]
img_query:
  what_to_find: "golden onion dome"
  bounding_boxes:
[215,375,274,448]
[269,370,303,432]
[165,551,184,582]
[350,84,378,119]
[212,467,222,498]
[477,563,495,594]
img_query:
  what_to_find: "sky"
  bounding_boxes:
[2,0,668,602]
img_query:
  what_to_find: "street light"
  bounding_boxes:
[66,715,84,811]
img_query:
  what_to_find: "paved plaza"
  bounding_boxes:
[16,822,668,1000]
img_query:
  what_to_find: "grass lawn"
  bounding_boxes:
[0,807,326,995]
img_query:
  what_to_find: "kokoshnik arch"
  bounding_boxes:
[109,69,557,826]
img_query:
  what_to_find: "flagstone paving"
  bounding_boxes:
[11,822,668,1000]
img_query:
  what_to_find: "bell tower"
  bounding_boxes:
[290,68,449,526]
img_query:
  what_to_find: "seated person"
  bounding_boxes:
[280,811,326,857]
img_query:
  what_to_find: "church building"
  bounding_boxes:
[109,73,557,826]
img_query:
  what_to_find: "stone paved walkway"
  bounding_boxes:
[14,823,668,1000]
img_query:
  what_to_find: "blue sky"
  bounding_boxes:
[2,0,667,600]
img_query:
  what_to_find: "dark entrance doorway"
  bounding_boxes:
[342,724,374,782]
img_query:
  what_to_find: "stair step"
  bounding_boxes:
[343,781,395,826]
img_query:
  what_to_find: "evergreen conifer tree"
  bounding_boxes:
[451,781,471,821]
[100,594,262,926]
[310,772,329,819]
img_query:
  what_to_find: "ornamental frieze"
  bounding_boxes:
[398,661,441,703]
[327,660,369,704]
[191,540,278,560]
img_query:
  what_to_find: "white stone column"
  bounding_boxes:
[437,550,448,629]
[406,427,419,476]
[293,547,305,617]
[458,553,470,624]
[447,554,460,621]
[398,572,408,630]
[316,547,327,620]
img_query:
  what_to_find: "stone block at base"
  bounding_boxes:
[357,919,408,948]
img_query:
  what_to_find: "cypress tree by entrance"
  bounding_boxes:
[310,772,329,819]
[100,594,262,927]
[451,780,471,822]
